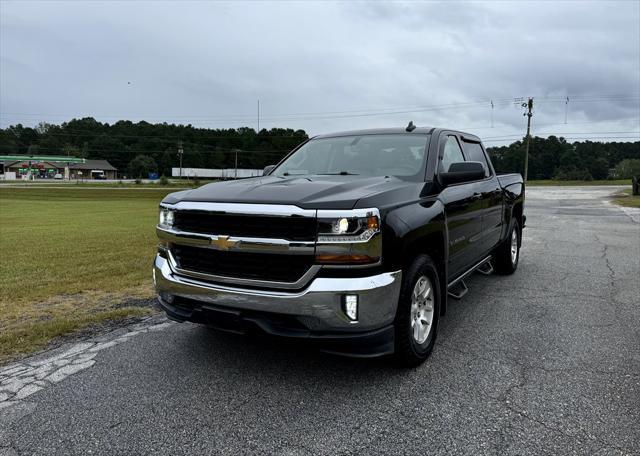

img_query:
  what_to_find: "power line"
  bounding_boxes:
[482,130,640,140]
[0,98,516,121]
[10,95,638,124]
[3,95,637,121]
[483,135,640,143]
[455,117,640,132]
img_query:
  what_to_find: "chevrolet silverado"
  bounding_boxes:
[153,126,524,366]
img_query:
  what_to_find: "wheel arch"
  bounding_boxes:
[403,230,448,316]
[382,199,449,316]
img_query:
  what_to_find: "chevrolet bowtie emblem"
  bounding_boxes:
[211,235,238,251]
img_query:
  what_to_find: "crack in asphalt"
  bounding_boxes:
[0,319,173,411]
[591,233,636,340]
[437,343,635,454]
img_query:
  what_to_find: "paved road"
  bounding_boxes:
[2,187,639,455]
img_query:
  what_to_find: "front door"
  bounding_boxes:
[461,139,503,254]
[437,133,485,280]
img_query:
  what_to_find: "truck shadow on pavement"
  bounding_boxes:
[165,269,504,380]
[186,325,399,373]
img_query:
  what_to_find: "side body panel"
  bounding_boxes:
[437,183,484,278]
[459,139,504,256]
[432,130,486,280]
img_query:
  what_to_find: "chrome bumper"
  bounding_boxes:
[153,254,402,332]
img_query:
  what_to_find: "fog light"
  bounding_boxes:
[343,295,358,321]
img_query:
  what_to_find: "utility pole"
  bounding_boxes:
[235,149,238,179]
[522,98,533,182]
[178,141,184,179]
[257,99,260,132]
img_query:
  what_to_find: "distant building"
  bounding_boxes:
[67,159,118,179]
[0,159,117,180]
[172,167,263,179]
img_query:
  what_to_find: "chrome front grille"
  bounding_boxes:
[171,245,314,283]
[173,211,317,242]
[158,202,318,289]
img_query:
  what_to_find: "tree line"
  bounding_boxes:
[0,118,638,179]
[487,135,639,180]
[0,118,308,177]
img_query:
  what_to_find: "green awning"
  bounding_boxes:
[0,155,85,164]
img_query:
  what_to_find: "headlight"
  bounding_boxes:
[158,207,175,229]
[316,209,381,265]
[317,212,379,243]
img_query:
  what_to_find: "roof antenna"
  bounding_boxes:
[406,121,416,132]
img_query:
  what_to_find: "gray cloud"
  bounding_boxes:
[0,0,638,144]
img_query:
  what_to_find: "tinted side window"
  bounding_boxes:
[463,141,491,177]
[440,136,465,173]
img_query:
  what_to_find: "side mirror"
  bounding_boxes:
[263,165,276,176]
[440,161,485,187]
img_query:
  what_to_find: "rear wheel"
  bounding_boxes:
[394,254,441,367]
[494,220,520,275]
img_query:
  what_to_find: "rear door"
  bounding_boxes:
[436,133,485,279]
[461,138,503,254]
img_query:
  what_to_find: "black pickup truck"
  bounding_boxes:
[154,126,524,366]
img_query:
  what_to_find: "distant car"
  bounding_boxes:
[53,174,63,180]
[93,174,106,180]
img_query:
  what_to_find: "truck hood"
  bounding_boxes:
[164,175,418,210]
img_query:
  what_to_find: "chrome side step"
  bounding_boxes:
[447,255,493,300]
[448,280,468,300]
[476,261,494,276]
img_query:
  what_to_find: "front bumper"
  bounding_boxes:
[153,254,402,356]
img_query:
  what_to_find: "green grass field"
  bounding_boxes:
[0,187,180,362]
[612,189,640,208]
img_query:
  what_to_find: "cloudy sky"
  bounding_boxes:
[1,0,639,145]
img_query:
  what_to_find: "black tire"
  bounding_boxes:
[494,220,520,275]
[394,254,441,367]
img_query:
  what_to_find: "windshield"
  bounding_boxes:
[273,134,430,180]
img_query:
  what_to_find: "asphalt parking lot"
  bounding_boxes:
[1,186,639,456]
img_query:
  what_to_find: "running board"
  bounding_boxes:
[448,280,468,300]
[447,255,493,300]
[476,261,494,276]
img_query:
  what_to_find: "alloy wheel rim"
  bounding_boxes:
[410,275,434,344]
[510,229,518,264]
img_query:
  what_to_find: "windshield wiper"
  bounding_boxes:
[317,171,359,175]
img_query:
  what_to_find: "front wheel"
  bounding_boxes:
[394,254,441,367]
[494,220,520,275]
